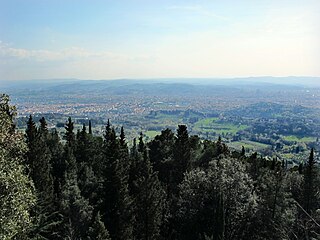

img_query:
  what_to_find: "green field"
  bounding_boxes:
[145,130,161,139]
[282,135,315,143]
[228,140,271,151]
[194,118,248,134]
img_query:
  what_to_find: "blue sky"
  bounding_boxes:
[0,0,319,80]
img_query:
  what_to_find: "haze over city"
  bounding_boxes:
[1,0,319,81]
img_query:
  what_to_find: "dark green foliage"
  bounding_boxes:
[120,126,126,147]
[59,146,93,239]
[26,115,37,144]
[102,123,133,240]
[64,117,75,148]
[241,146,246,156]
[25,116,61,239]
[293,148,320,239]
[138,131,145,152]
[131,147,167,240]
[88,120,93,135]
[148,128,175,184]
[88,212,111,240]
[251,168,296,240]
[26,116,53,195]
[303,148,319,213]
[48,129,65,196]
[173,125,191,183]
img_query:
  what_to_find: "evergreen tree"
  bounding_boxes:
[252,167,296,240]
[64,117,75,148]
[59,146,93,239]
[48,129,65,197]
[39,116,48,137]
[27,117,62,240]
[104,119,111,143]
[88,212,111,240]
[138,131,145,152]
[132,148,166,240]
[76,123,88,160]
[303,148,318,213]
[26,115,37,145]
[102,124,133,240]
[120,126,126,147]
[173,125,191,185]
[25,116,54,196]
[130,138,138,159]
[148,128,175,184]
[89,120,93,135]
[241,146,246,156]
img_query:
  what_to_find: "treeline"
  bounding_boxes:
[1,94,320,240]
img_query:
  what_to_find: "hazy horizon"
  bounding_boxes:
[1,76,320,88]
[1,0,319,80]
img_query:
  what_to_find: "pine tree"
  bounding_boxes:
[75,123,89,164]
[48,129,65,196]
[64,117,75,148]
[39,116,48,137]
[120,126,126,147]
[26,115,37,145]
[303,148,318,213]
[102,124,133,240]
[59,146,93,239]
[138,131,145,152]
[88,212,111,240]
[26,116,54,196]
[104,119,111,143]
[132,148,166,240]
[173,125,191,185]
[148,128,175,184]
[27,117,62,240]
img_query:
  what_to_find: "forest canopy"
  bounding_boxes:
[0,94,319,239]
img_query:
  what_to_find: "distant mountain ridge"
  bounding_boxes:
[1,76,320,91]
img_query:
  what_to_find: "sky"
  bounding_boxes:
[0,0,319,80]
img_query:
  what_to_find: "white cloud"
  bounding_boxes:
[0,42,144,62]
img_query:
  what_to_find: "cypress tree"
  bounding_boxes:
[26,115,37,145]
[48,129,65,197]
[132,148,166,240]
[130,138,138,159]
[39,116,48,136]
[104,119,111,143]
[75,123,89,164]
[88,212,111,240]
[173,125,191,185]
[303,148,318,213]
[102,124,133,240]
[120,126,126,147]
[64,117,75,148]
[25,116,54,196]
[26,116,61,239]
[88,120,92,135]
[60,146,93,239]
[148,128,175,184]
[241,146,245,156]
[138,131,145,152]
